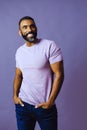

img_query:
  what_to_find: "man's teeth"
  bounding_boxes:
[27,34,33,37]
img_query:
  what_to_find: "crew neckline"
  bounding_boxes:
[24,39,41,48]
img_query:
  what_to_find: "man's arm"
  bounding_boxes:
[47,60,64,106]
[35,60,64,109]
[13,68,24,106]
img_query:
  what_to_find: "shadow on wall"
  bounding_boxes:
[58,48,87,130]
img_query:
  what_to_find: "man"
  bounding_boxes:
[13,16,64,130]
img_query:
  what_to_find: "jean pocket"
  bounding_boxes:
[41,104,56,110]
[15,103,22,107]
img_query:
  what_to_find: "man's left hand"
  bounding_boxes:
[35,102,53,109]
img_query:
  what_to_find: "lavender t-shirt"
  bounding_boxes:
[15,39,63,106]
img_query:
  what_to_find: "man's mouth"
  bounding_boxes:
[27,33,34,38]
[22,31,37,42]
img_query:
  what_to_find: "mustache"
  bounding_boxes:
[25,32,35,37]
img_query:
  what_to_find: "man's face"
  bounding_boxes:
[19,19,37,43]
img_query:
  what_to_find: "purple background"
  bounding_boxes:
[0,0,87,130]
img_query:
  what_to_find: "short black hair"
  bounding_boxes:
[19,16,35,28]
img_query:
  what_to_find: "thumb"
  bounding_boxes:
[35,103,43,108]
[19,99,24,107]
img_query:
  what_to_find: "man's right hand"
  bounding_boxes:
[13,96,24,107]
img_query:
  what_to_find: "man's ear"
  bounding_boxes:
[19,30,22,36]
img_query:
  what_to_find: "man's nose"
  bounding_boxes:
[27,26,32,32]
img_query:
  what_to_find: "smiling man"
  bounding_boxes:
[13,16,64,130]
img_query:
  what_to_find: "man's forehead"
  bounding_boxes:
[20,19,35,26]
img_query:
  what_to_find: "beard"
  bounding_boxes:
[22,32,37,43]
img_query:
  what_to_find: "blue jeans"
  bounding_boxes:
[15,101,58,130]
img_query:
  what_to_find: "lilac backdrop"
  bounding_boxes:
[0,0,87,130]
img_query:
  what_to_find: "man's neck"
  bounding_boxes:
[26,38,38,47]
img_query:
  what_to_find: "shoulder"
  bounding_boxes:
[41,39,60,51]
[16,44,25,53]
[40,39,58,48]
[15,44,25,57]
[41,39,54,44]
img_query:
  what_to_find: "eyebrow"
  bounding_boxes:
[22,24,28,28]
[23,25,27,27]
[22,24,36,28]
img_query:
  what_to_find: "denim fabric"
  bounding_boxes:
[15,101,58,130]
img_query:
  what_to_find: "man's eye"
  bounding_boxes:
[23,26,27,29]
[31,25,36,28]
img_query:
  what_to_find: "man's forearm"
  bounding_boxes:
[48,73,64,105]
[13,76,22,98]
[13,76,24,106]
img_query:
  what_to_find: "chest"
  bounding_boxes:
[18,48,49,69]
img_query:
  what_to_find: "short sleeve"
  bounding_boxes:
[15,52,20,68]
[49,41,63,64]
